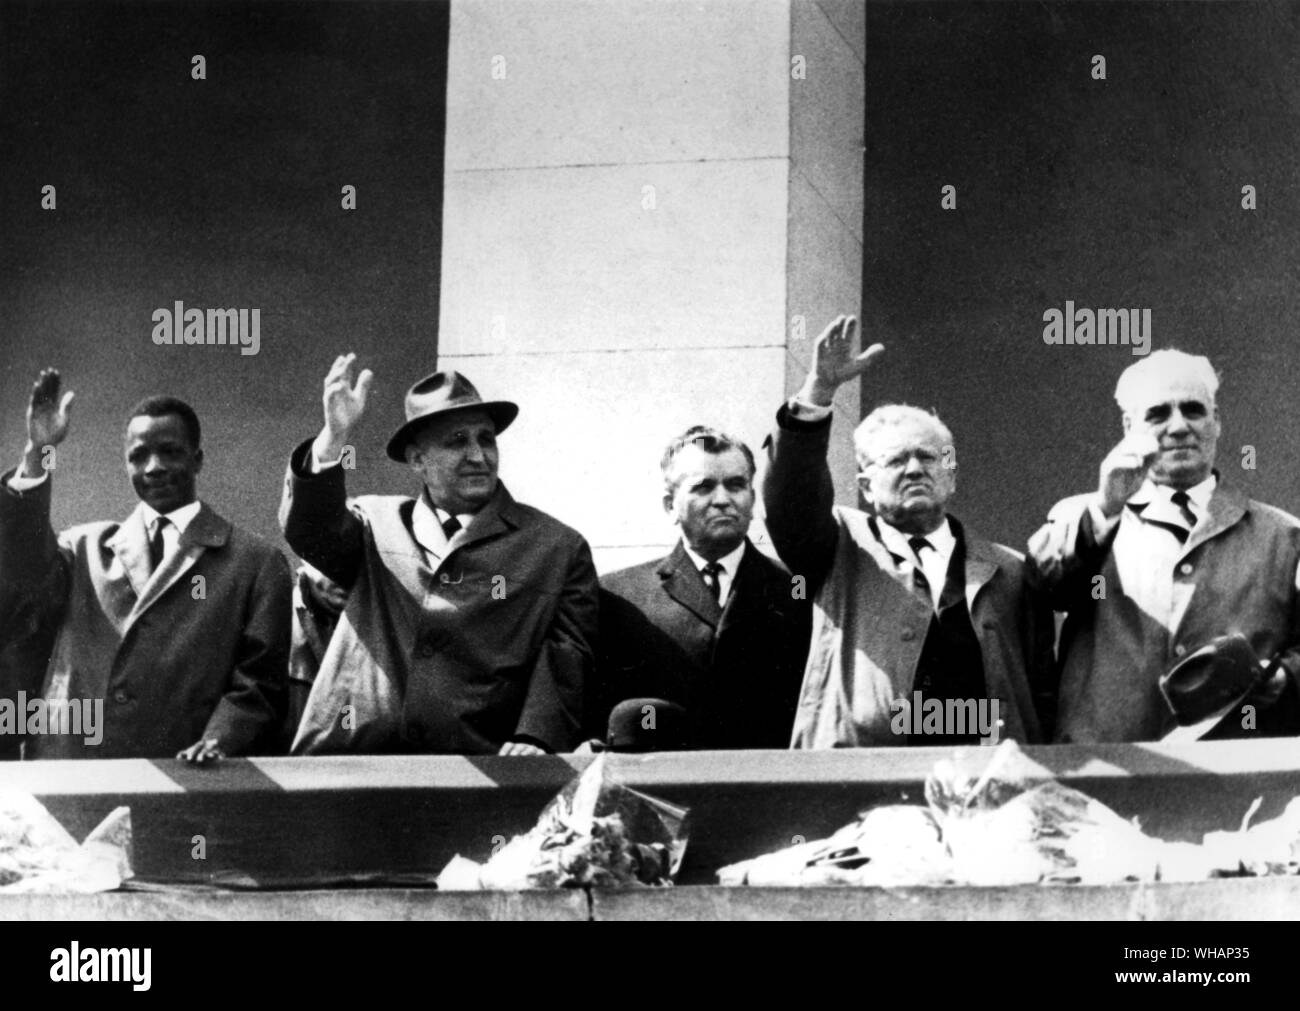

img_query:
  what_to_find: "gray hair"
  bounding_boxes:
[660,425,756,495]
[853,404,954,471]
[1114,349,1220,415]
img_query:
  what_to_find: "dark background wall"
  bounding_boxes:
[4,1,1300,554]
[863,0,1300,548]
[0,0,448,546]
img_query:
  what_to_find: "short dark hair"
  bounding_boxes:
[660,425,755,495]
[126,396,202,449]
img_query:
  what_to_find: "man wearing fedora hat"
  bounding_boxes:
[281,354,598,755]
[1028,349,1300,742]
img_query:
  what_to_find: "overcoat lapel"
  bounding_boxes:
[117,503,230,636]
[105,504,153,603]
[1179,482,1247,560]
[658,542,722,629]
[369,499,430,596]
[958,526,1001,614]
[369,484,522,597]
[445,486,514,559]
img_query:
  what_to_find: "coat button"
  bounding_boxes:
[113,690,130,704]
[1179,563,1193,575]
[439,573,453,584]
[1174,644,1187,657]
[901,630,916,642]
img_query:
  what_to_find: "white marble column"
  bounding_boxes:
[439,0,864,571]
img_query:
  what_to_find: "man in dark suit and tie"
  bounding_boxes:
[595,426,811,750]
[0,369,291,762]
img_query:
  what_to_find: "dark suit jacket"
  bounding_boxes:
[596,539,811,749]
[0,601,48,760]
[0,472,291,759]
[281,440,598,755]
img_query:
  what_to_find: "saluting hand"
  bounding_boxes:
[1096,431,1160,517]
[799,315,885,408]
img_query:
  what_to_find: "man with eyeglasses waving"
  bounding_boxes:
[762,316,1053,748]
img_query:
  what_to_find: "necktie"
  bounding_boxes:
[1130,498,1191,544]
[149,516,171,572]
[908,536,934,605]
[441,515,462,541]
[1171,490,1197,533]
[701,561,723,603]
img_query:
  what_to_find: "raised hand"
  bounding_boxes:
[799,315,885,407]
[314,353,374,461]
[18,369,75,479]
[1097,431,1160,517]
[26,369,75,450]
[322,354,373,437]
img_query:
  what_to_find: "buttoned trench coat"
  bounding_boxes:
[0,472,291,758]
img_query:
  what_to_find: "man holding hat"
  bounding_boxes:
[281,354,598,755]
[1028,349,1300,742]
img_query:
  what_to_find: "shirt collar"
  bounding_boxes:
[412,492,480,555]
[681,538,746,577]
[141,499,201,536]
[1127,473,1217,512]
[877,515,954,560]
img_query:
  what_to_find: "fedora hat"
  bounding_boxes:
[605,698,691,752]
[1160,633,1276,744]
[385,370,519,462]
